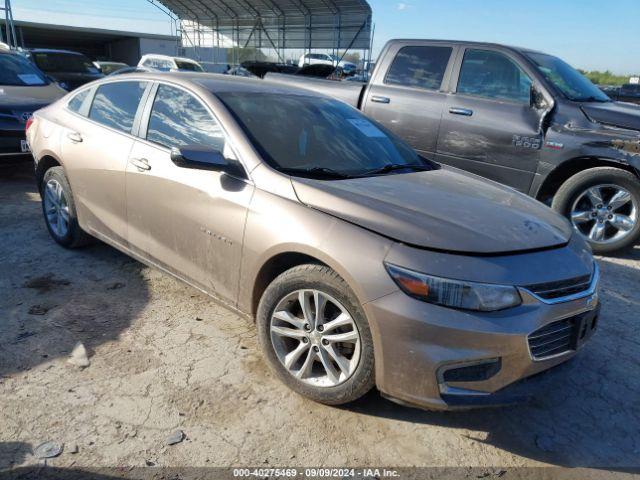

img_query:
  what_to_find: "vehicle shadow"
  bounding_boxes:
[0,166,151,379]
[345,252,640,470]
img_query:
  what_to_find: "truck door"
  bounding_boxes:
[362,43,455,157]
[437,48,541,193]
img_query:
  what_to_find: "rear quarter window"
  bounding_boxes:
[67,89,91,114]
[385,46,453,90]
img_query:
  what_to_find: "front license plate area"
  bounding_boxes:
[572,307,599,350]
[21,140,31,153]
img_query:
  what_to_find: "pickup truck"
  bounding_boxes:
[267,39,640,253]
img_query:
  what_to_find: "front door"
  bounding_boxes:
[126,83,253,301]
[437,48,541,193]
[362,43,455,157]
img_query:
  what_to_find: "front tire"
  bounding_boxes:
[552,167,640,254]
[41,166,93,248]
[257,264,375,405]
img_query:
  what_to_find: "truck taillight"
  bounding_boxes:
[25,116,34,133]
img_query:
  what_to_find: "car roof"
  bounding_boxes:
[141,54,198,63]
[101,71,325,98]
[29,48,86,56]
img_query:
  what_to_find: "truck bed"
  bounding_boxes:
[264,73,366,108]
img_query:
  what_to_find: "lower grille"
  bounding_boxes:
[528,311,598,360]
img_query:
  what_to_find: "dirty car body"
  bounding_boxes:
[27,73,600,410]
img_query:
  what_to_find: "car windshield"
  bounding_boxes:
[175,60,203,72]
[526,52,610,102]
[0,54,49,86]
[217,92,434,179]
[32,52,100,74]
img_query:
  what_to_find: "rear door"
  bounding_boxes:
[362,42,456,157]
[60,80,149,246]
[126,82,253,300]
[437,47,541,192]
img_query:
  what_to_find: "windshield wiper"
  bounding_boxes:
[279,167,353,180]
[359,163,433,177]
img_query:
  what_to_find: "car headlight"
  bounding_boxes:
[385,263,522,312]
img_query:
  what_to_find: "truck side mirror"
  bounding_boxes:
[530,85,547,109]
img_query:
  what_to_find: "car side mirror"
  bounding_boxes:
[530,85,546,109]
[170,145,244,177]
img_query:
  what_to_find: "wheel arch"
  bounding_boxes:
[249,251,330,318]
[535,156,640,204]
[35,152,64,192]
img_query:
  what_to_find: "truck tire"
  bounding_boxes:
[552,167,640,254]
[41,166,94,248]
[257,264,375,405]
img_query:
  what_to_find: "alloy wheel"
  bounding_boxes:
[270,289,361,387]
[43,178,70,238]
[570,184,637,245]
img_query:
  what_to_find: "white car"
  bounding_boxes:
[298,53,357,74]
[138,54,204,73]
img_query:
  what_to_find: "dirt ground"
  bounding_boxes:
[1,165,639,475]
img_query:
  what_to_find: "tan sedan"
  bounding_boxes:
[26,73,599,410]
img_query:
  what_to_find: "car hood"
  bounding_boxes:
[47,72,104,89]
[0,83,66,107]
[292,168,572,254]
[581,101,640,131]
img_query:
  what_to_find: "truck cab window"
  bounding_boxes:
[457,49,532,103]
[385,46,452,90]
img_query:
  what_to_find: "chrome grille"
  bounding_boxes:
[523,274,592,301]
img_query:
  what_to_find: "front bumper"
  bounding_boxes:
[363,267,600,411]
[0,128,31,163]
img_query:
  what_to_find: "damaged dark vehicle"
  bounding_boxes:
[268,40,640,253]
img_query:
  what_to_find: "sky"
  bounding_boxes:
[12,0,640,74]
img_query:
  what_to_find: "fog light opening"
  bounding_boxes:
[440,358,502,384]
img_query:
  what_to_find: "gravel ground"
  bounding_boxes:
[1,165,639,476]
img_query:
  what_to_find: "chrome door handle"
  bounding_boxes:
[130,157,151,172]
[66,131,83,143]
[371,95,391,104]
[449,107,473,116]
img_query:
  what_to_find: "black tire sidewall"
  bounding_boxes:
[552,167,640,253]
[257,264,375,405]
[41,167,82,248]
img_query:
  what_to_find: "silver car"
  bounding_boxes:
[26,73,600,410]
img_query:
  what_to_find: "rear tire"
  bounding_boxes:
[257,264,375,405]
[552,167,640,254]
[41,166,93,248]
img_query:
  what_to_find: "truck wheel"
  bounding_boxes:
[552,167,640,254]
[41,167,93,248]
[257,264,375,405]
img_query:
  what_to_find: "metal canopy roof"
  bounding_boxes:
[150,0,372,51]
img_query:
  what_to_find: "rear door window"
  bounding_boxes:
[89,81,147,133]
[457,49,533,103]
[145,84,225,150]
[385,46,452,90]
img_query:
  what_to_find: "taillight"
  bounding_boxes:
[25,116,34,133]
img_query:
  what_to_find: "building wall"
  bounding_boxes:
[139,37,176,59]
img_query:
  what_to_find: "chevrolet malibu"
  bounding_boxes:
[26,74,600,410]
